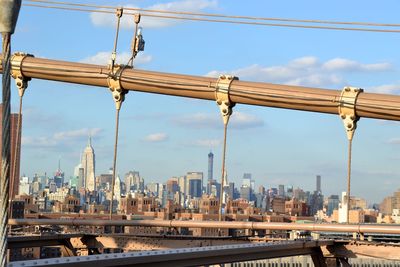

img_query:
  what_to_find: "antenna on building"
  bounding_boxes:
[58,156,61,172]
[88,133,92,147]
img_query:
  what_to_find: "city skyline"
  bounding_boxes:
[11,0,400,204]
[19,136,392,207]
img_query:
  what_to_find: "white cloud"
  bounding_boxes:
[143,132,169,142]
[172,113,219,128]
[22,128,102,148]
[53,128,102,142]
[368,83,400,95]
[230,112,264,129]
[288,56,319,69]
[172,111,264,130]
[387,138,400,144]
[192,139,221,147]
[322,58,391,72]
[206,56,392,88]
[80,51,152,66]
[22,136,57,147]
[90,0,218,29]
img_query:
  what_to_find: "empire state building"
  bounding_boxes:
[81,136,96,191]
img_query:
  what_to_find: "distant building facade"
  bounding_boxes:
[0,104,22,200]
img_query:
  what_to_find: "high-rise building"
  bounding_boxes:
[278,184,285,197]
[186,172,203,198]
[125,171,143,193]
[242,173,252,187]
[74,154,84,188]
[327,195,339,216]
[146,182,160,197]
[240,185,251,201]
[0,104,22,200]
[18,176,30,195]
[208,151,214,181]
[81,136,96,191]
[166,177,179,194]
[54,159,64,188]
[114,175,121,202]
[189,179,202,198]
[316,175,321,193]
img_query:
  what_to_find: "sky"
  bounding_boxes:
[6,0,400,204]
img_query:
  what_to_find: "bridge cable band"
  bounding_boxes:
[11,52,33,97]
[215,75,237,125]
[107,65,129,111]
[338,86,363,140]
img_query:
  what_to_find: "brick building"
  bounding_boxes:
[0,104,22,200]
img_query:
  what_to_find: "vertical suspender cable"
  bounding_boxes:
[218,122,228,222]
[215,75,237,222]
[346,138,353,224]
[110,8,122,71]
[109,7,123,220]
[338,86,362,224]
[1,31,11,267]
[109,108,120,220]
[130,14,141,68]
[8,52,30,224]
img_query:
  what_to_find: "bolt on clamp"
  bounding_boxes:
[11,52,33,97]
[107,65,129,110]
[215,75,238,125]
[338,86,363,140]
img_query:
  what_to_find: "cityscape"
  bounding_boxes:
[2,0,400,266]
[11,133,400,225]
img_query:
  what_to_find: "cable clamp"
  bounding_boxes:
[107,65,129,110]
[338,86,363,140]
[215,75,238,124]
[11,52,33,97]
[116,7,123,18]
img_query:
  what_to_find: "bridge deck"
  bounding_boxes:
[8,240,333,267]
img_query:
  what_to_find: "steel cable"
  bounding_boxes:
[109,108,120,220]
[22,3,400,33]
[24,0,400,28]
[1,32,11,267]
[346,138,353,224]
[218,122,228,222]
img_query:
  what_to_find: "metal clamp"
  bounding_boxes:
[11,52,33,97]
[134,13,141,24]
[215,75,238,124]
[107,65,129,110]
[338,86,363,140]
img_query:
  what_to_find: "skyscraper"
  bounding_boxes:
[208,151,213,181]
[81,136,96,191]
[278,185,285,197]
[0,104,21,200]
[316,175,321,193]
[242,173,252,187]
[186,172,203,198]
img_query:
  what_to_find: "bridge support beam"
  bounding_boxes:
[8,241,331,267]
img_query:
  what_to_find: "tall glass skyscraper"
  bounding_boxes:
[208,151,213,181]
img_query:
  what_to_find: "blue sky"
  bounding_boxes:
[9,0,400,204]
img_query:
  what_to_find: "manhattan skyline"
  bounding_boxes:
[11,0,400,204]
